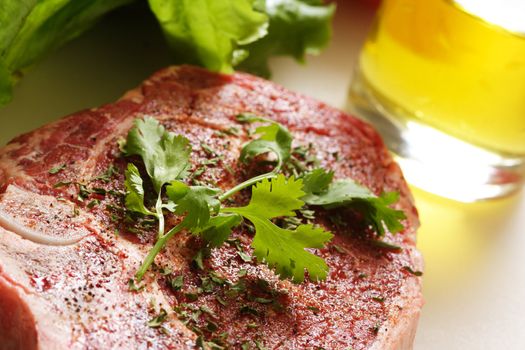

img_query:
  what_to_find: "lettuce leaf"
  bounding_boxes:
[0,0,133,106]
[0,0,335,107]
[238,0,336,77]
[148,0,335,76]
[148,0,269,73]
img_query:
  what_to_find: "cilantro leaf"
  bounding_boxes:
[225,175,332,282]
[124,163,155,216]
[240,175,304,218]
[361,192,406,237]
[124,117,191,192]
[303,177,406,236]
[302,177,373,206]
[232,213,331,282]
[301,168,333,195]
[166,180,220,229]
[239,118,292,171]
[199,213,242,247]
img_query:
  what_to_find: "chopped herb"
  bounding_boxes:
[206,320,219,332]
[332,244,346,254]
[77,183,94,201]
[281,216,302,230]
[147,308,168,328]
[200,277,214,293]
[240,305,259,316]
[193,166,206,178]
[219,126,241,136]
[237,251,253,262]
[168,275,184,291]
[216,295,228,306]
[185,292,199,302]
[209,272,227,285]
[372,296,385,303]
[199,305,216,317]
[403,266,423,276]
[370,239,402,252]
[223,162,235,176]
[201,142,218,156]
[255,340,268,350]
[48,164,66,175]
[196,336,205,349]
[91,187,107,195]
[128,278,144,292]
[94,164,118,182]
[226,279,247,297]
[247,322,258,329]
[307,306,320,313]
[207,341,225,350]
[87,199,100,209]
[53,181,71,188]
[371,323,381,334]
[192,249,206,270]
[237,269,248,277]
[254,297,272,304]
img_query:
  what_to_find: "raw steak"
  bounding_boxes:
[0,66,423,350]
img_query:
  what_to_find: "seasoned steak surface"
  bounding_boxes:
[0,66,422,350]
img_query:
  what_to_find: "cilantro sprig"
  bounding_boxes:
[223,175,332,282]
[122,116,405,284]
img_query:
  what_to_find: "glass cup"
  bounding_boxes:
[347,0,525,202]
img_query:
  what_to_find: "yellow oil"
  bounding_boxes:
[360,0,525,155]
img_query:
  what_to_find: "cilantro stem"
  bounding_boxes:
[155,191,164,238]
[135,221,185,281]
[218,172,277,201]
[289,156,307,172]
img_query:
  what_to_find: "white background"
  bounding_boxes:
[0,1,524,349]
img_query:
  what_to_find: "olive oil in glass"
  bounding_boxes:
[348,0,525,201]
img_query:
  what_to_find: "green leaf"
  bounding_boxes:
[241,175,304,219]
[301,168,333,195]
[124,163,155,216]
[48,163,66,175]
[303,178,406,237]
[147,0,269,73]
[225,175,331,282]
[0,60,12,106]
[0,0,132,106]
[362,192,406,237]
[147,308,168,328]
[124,117,191,192]
[238,0,336,77]
[199,213,242,247]
[240,119,293,170]
[302,178,374,206]
[166,180,220,229]
[241,214,331,282]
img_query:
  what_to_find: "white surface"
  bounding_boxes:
[0,1,524,349]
